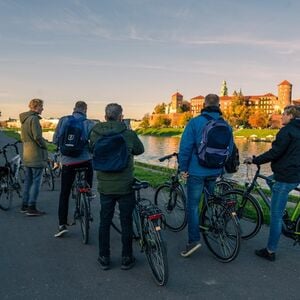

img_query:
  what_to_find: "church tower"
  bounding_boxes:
[277,80,292,112]
[170,92,183,113]
[220,80,228,96]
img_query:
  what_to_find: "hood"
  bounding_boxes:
[290,118,300,129]
[91,120,127,136]
[19,111,41,124]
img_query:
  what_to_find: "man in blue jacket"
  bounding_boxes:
[178,94,233,257]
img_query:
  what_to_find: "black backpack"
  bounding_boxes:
[59,116,86,157]
[92,130,130,172]
[224,142,240,173]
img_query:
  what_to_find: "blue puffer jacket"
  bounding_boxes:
[178,107,233,177]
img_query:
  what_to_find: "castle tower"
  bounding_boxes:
[220,80,228,96]
[277,80,292,112]
[171,92,183,113]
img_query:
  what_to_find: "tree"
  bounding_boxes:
[153,116,171,128]
[153,103,166,114]
[248,109,269,128]
[177,101,191,113]
[140,113,150,129]
[179,112,193,127]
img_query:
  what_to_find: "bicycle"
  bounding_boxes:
[112,179,169,286]
[49,150,61,177]
[41,160,55,191]
[154,153,187,232]
[0,141,24,210]
[223,164,300,244]
[71,167,93,244]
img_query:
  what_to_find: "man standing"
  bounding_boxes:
[53,101,95,237]
[89,103,144,271]
[20,98,48,216]
[245,105,300,261]
[178,94,233,257]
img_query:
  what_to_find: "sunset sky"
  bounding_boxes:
[1,0,300,121]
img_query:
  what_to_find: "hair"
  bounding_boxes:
[28,98,43,110]
[74,101,87,113]
[105,103,123,121]
[283,105,300,118]
[204,94,220,107]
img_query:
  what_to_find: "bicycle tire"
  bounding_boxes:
[0,176,13,211]
[144,218,169,286]
[18,165,26,185]
[154,184,187,232]
[295,217,300,242]
[223,189,263,240]
[201,200,240,263]
[42,165,54,191]
[53,166,61,177]
[215,180,233,196]
[79,193,90,244]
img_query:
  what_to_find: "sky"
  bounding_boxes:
[1,0,300,121]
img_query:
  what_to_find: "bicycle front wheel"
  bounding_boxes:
[42,165,54,191]
[223,189,263,239]
[79,193,90,244]
[201,200,240,263]
[144,218,169,286]
[0,176,12,211]
[154,184,187,232]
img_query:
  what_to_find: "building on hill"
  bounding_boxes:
[166,92,183,114]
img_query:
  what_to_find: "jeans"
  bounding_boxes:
[22,167,44,206]
[186,175,217,244]
[58,160,93,225]
[99,192,135,258]
[267,180,299,252]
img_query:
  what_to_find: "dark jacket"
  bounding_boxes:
[19,111,48,168]
[253,118,300,183]
[89,121,144,195]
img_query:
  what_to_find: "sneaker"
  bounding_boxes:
[54,225,69,238]
[255,248,276,262]
[97,256,110,270]
[20,204,28,213]
[26,206,46,216]
[121,256,136,270]
[180,242,202,257]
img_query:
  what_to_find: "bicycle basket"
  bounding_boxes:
[0,166,9,178]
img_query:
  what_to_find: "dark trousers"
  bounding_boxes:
[58,160,93,225]
[99,192,135,258]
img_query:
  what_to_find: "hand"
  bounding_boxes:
[180,171,189,179]
[244,157,253,164]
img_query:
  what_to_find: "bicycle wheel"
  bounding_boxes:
[295,217,300,242]
[42,165,54,191]
[201,200,240,263]
[215,179,233,196]
[223,189,263,240]
[154,184,187,232]
[18,165,25,185]
[0,176,13,211]
[79,193,89,244]
[144,218,169,286]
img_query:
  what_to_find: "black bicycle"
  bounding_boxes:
[154,153,187,232]
[112,179,169,286]
[42,160,55,191]
[71,167,93,244]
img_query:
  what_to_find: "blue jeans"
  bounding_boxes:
[186,175,217,244]
[267,180,299,252]
[22,167,44,206]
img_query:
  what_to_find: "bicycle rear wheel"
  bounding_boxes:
[144,218,169,286]
[201,200,240,263]
[79,193,90,244]
[42,165,54,191]
[215,179,233,196]
[0,176,12,211]
[154,184,187,232]
[223,189,263,239]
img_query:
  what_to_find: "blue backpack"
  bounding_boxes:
[92,130,129,172]
[59,116,86,157]
[197,115,232,168]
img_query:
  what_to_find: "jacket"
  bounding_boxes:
[253,118,300,183]
[19,111,48,168]
[89,120,144,195]
[179,106,233,177]
[53,112,96,165]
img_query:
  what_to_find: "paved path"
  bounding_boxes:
[0,132,299,299]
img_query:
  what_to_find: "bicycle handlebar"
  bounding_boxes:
[1,141,22,155]
[158,152,178,162]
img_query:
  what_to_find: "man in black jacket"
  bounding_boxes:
[245,105,300,261]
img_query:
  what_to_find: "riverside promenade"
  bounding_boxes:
[0,132,299,299]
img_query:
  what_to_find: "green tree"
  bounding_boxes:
[140,113,150,128]
[153,103,166,114]
[153,116,171,128]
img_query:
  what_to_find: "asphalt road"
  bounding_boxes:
[0,131,299,299]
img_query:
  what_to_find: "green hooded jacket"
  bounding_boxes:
[19,111,48,168]
[89,121,144,195]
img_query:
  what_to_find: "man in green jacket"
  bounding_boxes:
[19,98,48,216]
[89,103,144,270]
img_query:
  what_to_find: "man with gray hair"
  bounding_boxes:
[89,103,144,271]
[53,101,95,237]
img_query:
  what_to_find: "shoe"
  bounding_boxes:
[121,256,136,270]
[97,256,110,270]
[26,206,46,216]
[20,204,28,213]
[54,225,69,238]
[255,248,276,262]
[180,242,202,257]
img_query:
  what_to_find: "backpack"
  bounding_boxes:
[59,116,86,157]
[224,142,240,173]
[197,115,232,168]
[92,130,130,172]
